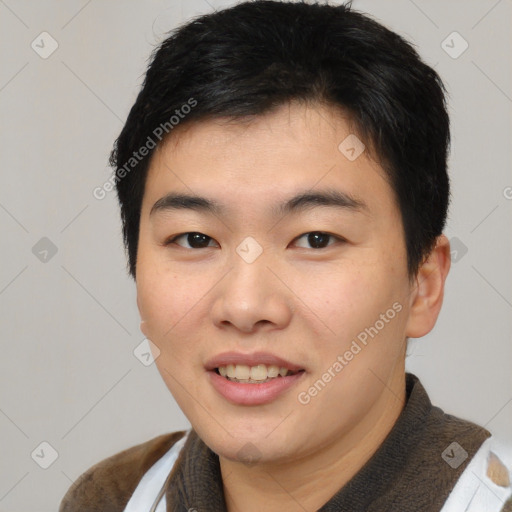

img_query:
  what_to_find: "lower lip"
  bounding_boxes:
[208,370,305,406]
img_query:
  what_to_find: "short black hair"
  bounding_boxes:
[110,0,450,280]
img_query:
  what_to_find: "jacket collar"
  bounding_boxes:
[166,373,490,512]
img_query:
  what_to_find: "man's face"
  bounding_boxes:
[136,102,416,464]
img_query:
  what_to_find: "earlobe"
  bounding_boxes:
[405,234,451,338]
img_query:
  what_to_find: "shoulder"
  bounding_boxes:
[441,435,512,512]
[59,430,187,512]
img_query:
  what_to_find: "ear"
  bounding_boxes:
[405,234,451,338]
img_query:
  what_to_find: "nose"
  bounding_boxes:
[210,250,293,334]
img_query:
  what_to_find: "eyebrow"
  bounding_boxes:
[149,188,369,218]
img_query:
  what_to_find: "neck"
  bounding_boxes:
[219,370,407,512]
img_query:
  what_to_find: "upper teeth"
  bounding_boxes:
[218,364,292,380]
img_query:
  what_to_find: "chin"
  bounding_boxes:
[194,421,292,464]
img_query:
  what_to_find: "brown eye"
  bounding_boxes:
[166,232,217,249]
[294,231,341,249]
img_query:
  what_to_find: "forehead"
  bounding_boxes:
[142,102,397,222]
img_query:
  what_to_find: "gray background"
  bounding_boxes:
[0,1,510,510]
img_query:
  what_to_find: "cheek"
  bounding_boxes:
[309,262,406,357]
[136,267,201,341]
[304,264,378,334]
[137,270,204,394]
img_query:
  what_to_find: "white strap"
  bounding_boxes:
[123,430,190,512]
[440,436,512,512]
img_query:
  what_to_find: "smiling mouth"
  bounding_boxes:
[214,364,305,384]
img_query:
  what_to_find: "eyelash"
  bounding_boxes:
[163,231,345,250]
